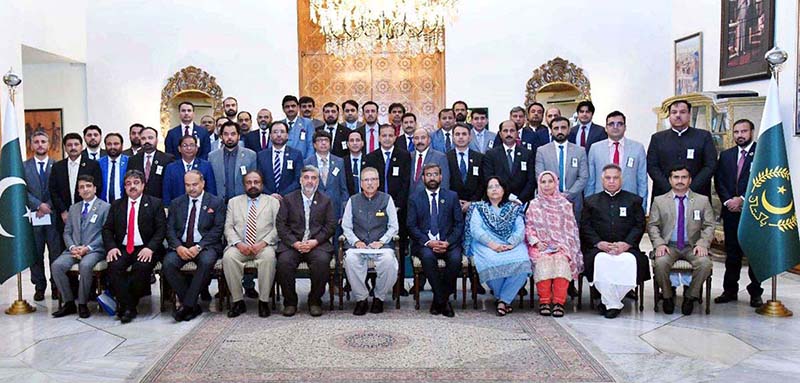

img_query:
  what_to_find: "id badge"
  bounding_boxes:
[626,157,635,168]
[392,166,399,176]
[156,165,163,175]
[687,149,695,160]
[520,162,527,171]
[240,166,247,175]
[472,166,479,176]
[90,214,98,223]
[693,210,701,221]
[619,207,627,217]
[571,158,578,168]
[300,130,306,141]
[341,141,348,150]
[332,167,340,176]
[287,160,294,170]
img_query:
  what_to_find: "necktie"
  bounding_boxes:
[676,195,686,250]
[459,152,467,183]
[384,151,391,192]
[109,159,117,203]
[91,153,97,161]
[126,200,137,254]
[445,132,452,151]
[415,153,423,182]
[186,163,192,172]
[320,157,329,186]
[288,121,294,131]
[736,149,747,181]
[369,128,375,153]
[302,197,311,241]
[407,136,414,152]
[261,130,268,149]
[273,151,282,191]
[328,126,335,139]
[613,142,620,166]
[245,198,258,244]
[352,157,361,193]
[580,125,588,147]
[558,145,565,192]
[476,132,484,152]
[144,155,152,183]
[506,149,513,172]
[81,202,89,219]
[186,199,197,246]
[38,162,46,189]
[430,192,439,237]
[184,126,191,137]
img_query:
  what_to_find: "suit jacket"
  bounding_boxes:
[310,118,325,130]
[284,117,316,158]
[482,144,536,202]
[24,157,55,213]
[165,123,212,160]
[647,190,715,249]
[276,190,337,254]
[317,123,351,158]
[365,147,412,210]
[209,146,257,200]
[127,150,174,199]
[243,128,271,153]
[304,154,349,218]
[395,133,416,153]
[535,141,588,216]
[409,148,450,196]
[714,142,756,234]
[224,194,280,246]
[342,153,367,196]
[568,122,608,153]
[406,188,464,251]
[533,126,552,148]
[256,146,304,196]
[63,198,111,257]
[447,149,484,202]
[647,127,718,198]
[585,138,648,209]
[162,158,217,206]
[492,127,539,152]
[166,192,226,254]
[431,128,456,153]
[81,148,107,161]
[98,155,129,202]
[102,194,166,253]
[122,147,142,157]
[469,129,496,154]
[49,155,103,216]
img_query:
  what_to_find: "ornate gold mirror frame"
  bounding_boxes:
[524,57,591,107]
[160,66,224,137]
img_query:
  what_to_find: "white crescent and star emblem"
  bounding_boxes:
[0,177,27,238]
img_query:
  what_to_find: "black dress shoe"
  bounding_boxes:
[227,300,247,318]
[353,300,369,316]
[172,306,189,322]
[399,287,409,297]
[597,303,607,315]
[441,302,455,318]
[78,304,90,319]
[625,290,638,300]
[53,302,77,318]
[370,299,384,314]
[189,305,202,320]
[476,285,487,295]
[120,309,135,324]
[681,298,695,315]
[714,293,738,304]
[663,298,675,314]
[567,283,578,298]
[128,307,138,319]
[244,287,259,299]
[429,302,441,315]
[604,308,622,319]
[33,290,45,302]
[200,289,212,302]
[258,300,271,317]
[750,295,764,308]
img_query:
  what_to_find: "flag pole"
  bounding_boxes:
[2,69,35,315]
[754,48,792,318]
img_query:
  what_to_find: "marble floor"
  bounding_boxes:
[1,241,799,382]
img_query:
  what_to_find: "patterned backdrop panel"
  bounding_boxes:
[297,0,445,130]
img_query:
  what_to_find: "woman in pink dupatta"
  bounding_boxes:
[525,171,583,317]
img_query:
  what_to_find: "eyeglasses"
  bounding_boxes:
[424,172,440,177]
[181,143,197,148]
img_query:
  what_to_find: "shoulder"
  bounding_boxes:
[242,148,256,158]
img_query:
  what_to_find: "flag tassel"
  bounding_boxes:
[4,272,36,315]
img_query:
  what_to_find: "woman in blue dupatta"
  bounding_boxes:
[464,176,531,316]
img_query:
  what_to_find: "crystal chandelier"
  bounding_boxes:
[309,0,458,58]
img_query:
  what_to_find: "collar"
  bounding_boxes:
[671,126,689,136]
[87,148,101,155]
[68,157,81,166]
[316,153,330,163]
[426,187,441,199]
[502,143,516,152]
[128,195,142,205]
[286,117,297,125]
[272,145,286,152]
[381,147,393,156]
[415,147,430,157]
[739,141,754,153]
[182,159,195,167]
[441,128,453,135]
[365,123,379,131]
[224,145,239,155]
[108,155,121,162]
[604,189,620,197]
[189,191,204,203]
[579,122,592,129]
[473,128,485,135]
[36,156,50,164]
[608,137,626,147]
[671,190,690,200]
[350,153,361,160]
[302,191,316,203]
[455,148,469,156]
[82,197,97,208]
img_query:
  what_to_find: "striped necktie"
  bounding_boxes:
[273,151,282,191]
[245,198,258,244]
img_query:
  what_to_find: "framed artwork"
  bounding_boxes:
[674,32,703,95]
[719,0,775,85]
[24,109,63,160]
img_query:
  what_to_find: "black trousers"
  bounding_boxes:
[277,248,331,306]
[30,223,63,292]
[723,217,763,297]
[418,246,462,304]
[162,248,219,308]
[108,246,160,310]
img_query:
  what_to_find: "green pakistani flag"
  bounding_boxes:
[739,77,800,282]
[0,97,36,283]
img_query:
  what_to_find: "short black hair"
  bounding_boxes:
[270,121,289,132]
[140,126,158,137]
[438,108,454,118]
[378,123,395,134]
[606,110,626,124]
[668,99,692,113]
[77,174,95,184]
[453,123,471,133]
[298,96,315,106]
[104,132,124,145]
[179,134,198,146]
[220,120,241,135]
[669,164,691,177]
[83,125,102,136]
[388,102,406,114]
[602,163,622,173]
[342,99,359,111]
[215,116,230,125]
[124,169,146,183]
[549,116,571,127]
[313,130,332,142]
[347,129,364,140]
[178,101,194,110]
[483,176,510,204]
[528,102,545,113]
[243,170,264,184]
[362,101,379,111]
[322,102,339,111]
[422,163,441,175]
[576,100,595,114]
[223,96,238,104]
[471,108,488,118]
[237,111,251,120]
[402,112,417,122]
[63,132,83,146]
[733,118,755,131]
[282,95,299,107]
[452,100,468,110]
[129,123,144,132]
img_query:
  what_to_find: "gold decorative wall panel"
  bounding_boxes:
[297,0,445,130]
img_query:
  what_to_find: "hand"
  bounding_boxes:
[355,241,367,249]
[69,246,82,256]
[693,245,708,257]
[38,203,52,216]
[535,241,547,251]
[271,193,283,201]
[726,197,744,212]
[368,241,383,249]
[597,241,613,253]
[292,241,304,252]
[654,245,670,258]
[107,248,121,262]
[236,242,252,256]
[459,200,471,213]
[61,211,69,222]
[71,247,85,260]
[613,242,631,254]
[250,241,267,255]
[188,245,200,258]
[137,247,153,262]
[176,246,192,260]
[305,239,319,250]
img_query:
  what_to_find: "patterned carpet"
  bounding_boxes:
[142,309,615,382]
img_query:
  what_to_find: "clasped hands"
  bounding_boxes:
[596,241,631,255]
[107,247,154,262]
[426,240,450,254]
[176,245,201,260]
[292,239,319,254]
[236,241,267,257]
[69,246,89,260]
[488,241,513,252]
[355,241,383,249]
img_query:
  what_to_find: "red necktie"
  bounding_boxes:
[369,128,375,153]
[736,149,746,181]
[414,153,423,182]
[580,126,587,147]
[613,142,620,165]
[126,200,137,254]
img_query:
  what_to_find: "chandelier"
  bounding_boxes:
[309,0,458,58]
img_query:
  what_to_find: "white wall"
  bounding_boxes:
[21,63,88,136]
[85,0,299,134]
[445,0,673,146]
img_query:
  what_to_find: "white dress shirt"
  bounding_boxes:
[67,157,80,204]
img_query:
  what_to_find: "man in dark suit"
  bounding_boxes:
[256,121,303,200]
[492,106,538,152]
[341,100,364,131]
[81,125,106,160]
[24,130,62,301]
[447,123,484,213]
[713,119,763,307]
[342,129,366,196]
[527,102,551,153]
[122,123,144,156]
[210,121,257,202]
[162,171,226,322]
[318,102,350,158]
[162,135,217,206]
[127,127,174,200]
[482,120,536,204]
[49,133,103,235]
[568,100,608,153]
[164,101,212,160]
[276,166,337,317]
[103,170,167,324]
[243,115,272,153]
[407,163,464,317]
[581,164,649,318]
[395,112,417,153]
[647,100,718,198]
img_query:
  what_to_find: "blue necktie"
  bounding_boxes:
[186,163,192,172]
[506,149,513,172]
[430,192,439,237]
[352,157,360,193]
[459,152,467,183]
[444,132,452,151]
[558,145,565,192]
[407,136,414,152]
[81,202,89,219]
[384,151,391,193]
[37,162,46,189]
[109,159,117,203]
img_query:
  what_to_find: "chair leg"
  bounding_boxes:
[518,285,524,310]
[159,271,166,313]
[529,276,535,309]
[577,276,583,310]
[329,270,335,312]
[638,282,644,312]
[705,276,712,315]
[461,270,467,310]
[652,277,659,312]
[472,269,479,310]
[413,270,420,310]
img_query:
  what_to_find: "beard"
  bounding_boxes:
[246,188,262,198]
[225,109,237,118]
[425,180,440,190]
[455,113,466,122]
